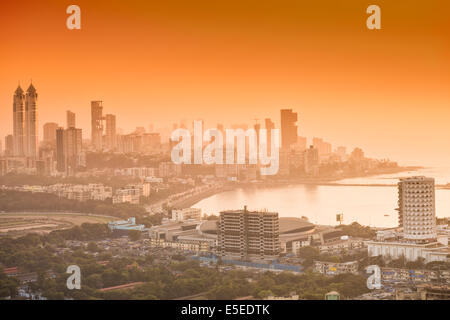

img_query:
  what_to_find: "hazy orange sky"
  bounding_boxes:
[1,0,449,165]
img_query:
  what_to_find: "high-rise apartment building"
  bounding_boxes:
[398,176,437,242]
[304,145,319,176]
[43,122,59,143]
[105,114,117,150]
[265,118,275,153]
[56,127,65,172]
[91,101,104,151]
[218,206,280,262]
[56,127,83,173]
[336,146,347,161]
[4,135,14,157]
[280,109,298,150]
[293,136,307,152]
[67,110,76,128]
[65,127,83,171]
[313,137,332,156]
[24,84,38,158]
[0,159,8,176]
[13,85,25,156]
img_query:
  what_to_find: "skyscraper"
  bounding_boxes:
[56,127,65,172]
[4,135,14,157]
[218,206,280,262]
[56,126,83,173]
[397,176,437,242]
[67,110,76,128]
[264,118,275,150]
[91,101,104,151]
[105,114,117,150]
[43,122,59,144]
[24,83,38,158]
[280,109,298,150]
[304,145,319,176]
[65,127,83,171]
[12,85,25,156]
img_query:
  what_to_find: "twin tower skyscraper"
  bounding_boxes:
[13,83,38,158]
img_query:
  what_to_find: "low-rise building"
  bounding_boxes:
[314,260,359,275]
[318,237,365,254]
[171,208,202,222]
[108,217,146,235]
[367,240,450,263]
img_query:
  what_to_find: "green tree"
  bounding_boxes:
[128,230,142,241]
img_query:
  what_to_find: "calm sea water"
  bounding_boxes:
[193,167,450,228]
[336,166,450,185]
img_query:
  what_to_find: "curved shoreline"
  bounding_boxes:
[170,185,235,209]
[181,167,450,209]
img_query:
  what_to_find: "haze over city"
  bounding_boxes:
[1,0,450,305]
[1,0,450,166]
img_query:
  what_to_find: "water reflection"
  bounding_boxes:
[194,183,450,228]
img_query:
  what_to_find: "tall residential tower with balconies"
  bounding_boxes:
[13,85,25,156]
[218,206,280,262]
[24,83,38,158]
[91,101,104,151]
[398,176,437,242]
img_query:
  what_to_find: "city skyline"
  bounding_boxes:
[4,83,361,160]
[1,1,450,166]
[0,83,438,168]
[1,0,450,304]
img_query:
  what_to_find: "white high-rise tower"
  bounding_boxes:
[398,176,437,242]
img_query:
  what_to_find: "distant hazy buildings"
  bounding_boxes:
[56,127,65,172]
[12,84,38,158]
[91,101,104,151]
[280,109,298,150]
[265,118,275,153]
[313,137,332,156]
[218,206,280,262]
[159,161,182,178]
[0,159,7,176]
[24,84,38,158]
[66,110,76,128]
[304,145,319,176]
[4,135,14,157]
[43,122,59,144]
[292,136,307,153]
[171,208,202,222]
[105,114,117,150]
[13,85,25,156]
[112,183,150,204]
[56,126,83,173]
[336,146,347,161]
[398,176,437,241]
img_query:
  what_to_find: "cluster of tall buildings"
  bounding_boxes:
[91,101,117,151]
[12,84,38,158]
[43,110,84,174]
[2,85,84,175]
[91,101,161,153]
[2,83,356,179]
